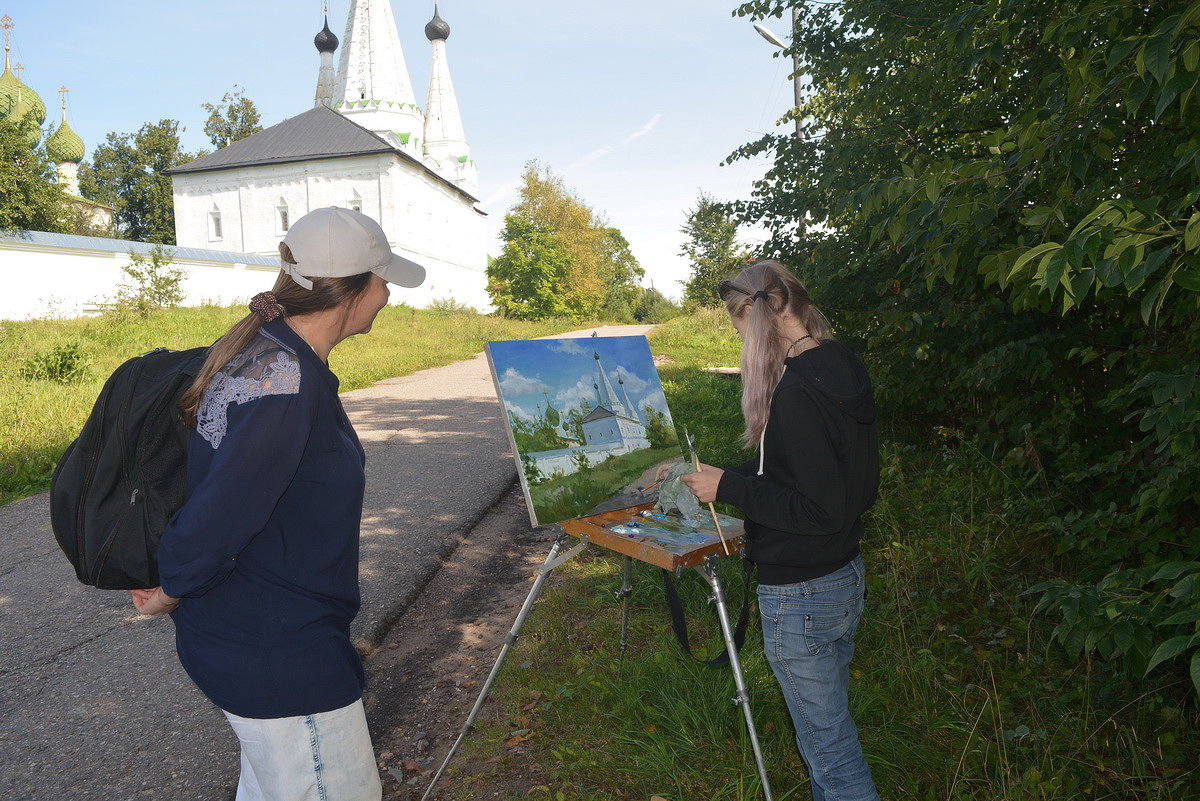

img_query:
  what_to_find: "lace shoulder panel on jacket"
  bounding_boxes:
[197,334,302,449]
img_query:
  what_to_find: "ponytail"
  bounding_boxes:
[722,260,831,447]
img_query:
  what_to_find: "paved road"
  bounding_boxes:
[0,323,653,801]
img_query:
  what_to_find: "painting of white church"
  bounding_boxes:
[487,336,682,526]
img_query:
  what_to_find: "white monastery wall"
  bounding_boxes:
[0,238,278,321]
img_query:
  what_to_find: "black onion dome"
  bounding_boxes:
[314,16,339,53]
[424,6,450,41]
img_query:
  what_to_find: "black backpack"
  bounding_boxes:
[50,346,208,590]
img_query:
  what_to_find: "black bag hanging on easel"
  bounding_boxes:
[660,559,754,666]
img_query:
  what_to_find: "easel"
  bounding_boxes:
[420,503,775,801]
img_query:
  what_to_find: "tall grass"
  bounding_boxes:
[444,312,1200,800]
[0,304,588,506]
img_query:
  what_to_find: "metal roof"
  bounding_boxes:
[166,106,393,175]
[165,105,480,203]
[0,230,280,267]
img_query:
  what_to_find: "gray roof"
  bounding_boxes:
[0,230,280,268]
[165,106,479,203]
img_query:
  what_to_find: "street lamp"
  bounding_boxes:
[754,9,802,137]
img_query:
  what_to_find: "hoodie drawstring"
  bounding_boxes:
[757,422,766,475]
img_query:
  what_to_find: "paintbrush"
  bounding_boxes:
[684,427,732,556]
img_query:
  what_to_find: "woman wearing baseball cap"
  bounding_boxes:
[130,207,425,801]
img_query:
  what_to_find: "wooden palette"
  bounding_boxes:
[560,504,745,570]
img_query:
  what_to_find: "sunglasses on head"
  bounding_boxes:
[717,280,753,301]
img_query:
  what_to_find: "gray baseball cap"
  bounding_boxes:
[281,207,426,290]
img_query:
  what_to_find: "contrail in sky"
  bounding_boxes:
[482,114,664,210]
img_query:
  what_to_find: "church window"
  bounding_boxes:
[276,200,290,234]
[349,192,362,213]
[208,207,223,241]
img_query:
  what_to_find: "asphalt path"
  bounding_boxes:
[0,323,653,801]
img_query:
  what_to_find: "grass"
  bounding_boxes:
[0,303,592,506]
[443,309,1200,800]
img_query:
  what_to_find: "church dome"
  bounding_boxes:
[2,62,46,127]
[47,118,84,163]
[314,16,338,53]
[0,63,19,118]
[424,6,450,41]
[12,85,45,126]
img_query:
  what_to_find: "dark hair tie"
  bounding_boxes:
[753,290,771,302]
[249,291,284,322]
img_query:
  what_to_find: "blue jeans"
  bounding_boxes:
[222,698,382,801]
[757,555,880,801]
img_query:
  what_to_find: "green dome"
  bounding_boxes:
[0,66,46,128]
[0,65,20,118]
[47,118,84,162]
[14,82,46,125]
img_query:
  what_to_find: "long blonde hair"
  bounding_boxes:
[722,259,832,447]
[178,243,373,427]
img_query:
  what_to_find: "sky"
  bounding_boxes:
[488,336,670,429]
[6,1,794,298]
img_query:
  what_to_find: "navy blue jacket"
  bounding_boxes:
[158,318,367,718]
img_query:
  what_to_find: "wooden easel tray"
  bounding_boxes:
[561,503,745,571]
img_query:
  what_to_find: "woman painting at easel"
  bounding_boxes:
[680,259,882,801]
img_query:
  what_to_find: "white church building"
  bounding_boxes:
[167,1,488,308]
[1,2,488,320]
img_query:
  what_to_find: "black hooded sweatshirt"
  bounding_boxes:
[715,339,879,585]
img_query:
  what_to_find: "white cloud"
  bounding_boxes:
[505,401,537,423]
[638,389,671,416]
[549,340,587,355]
[610,369,649,395]
[555,378,598,409]
[498,367,547,397]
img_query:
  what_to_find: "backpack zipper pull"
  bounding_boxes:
[129,489,139,505]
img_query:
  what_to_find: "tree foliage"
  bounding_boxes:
[0,115,67,233]
[732,0,1200,695]
[487,162,644,320]
[79,119,192,244]
[633,286,682,324]
[598,227,646,320]
[680,192,749,306]
[488,213,575,320]
[202,87,263,150]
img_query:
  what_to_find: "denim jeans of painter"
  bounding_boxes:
[757,555,880,801]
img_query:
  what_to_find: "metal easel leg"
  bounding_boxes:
[695,557,775,801]
[420,533,587,801]
[617,555,633,669]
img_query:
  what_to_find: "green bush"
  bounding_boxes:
[426,296,478,315]
[19,342,88,383]
[114,245,185,318]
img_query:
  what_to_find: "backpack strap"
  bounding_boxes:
[660,559,754,666]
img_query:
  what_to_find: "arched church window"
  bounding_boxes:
[276,199,290,234]
[208,206,223,242]
[349,191,362,213]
